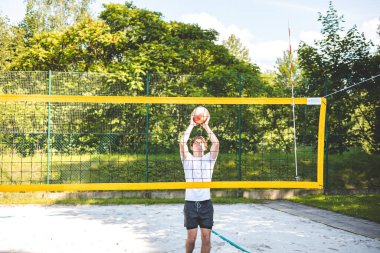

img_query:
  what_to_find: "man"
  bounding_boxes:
[179,108,219,253]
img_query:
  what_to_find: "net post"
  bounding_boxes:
[317,97,327,189]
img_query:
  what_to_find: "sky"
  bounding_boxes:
[0,0,379,71]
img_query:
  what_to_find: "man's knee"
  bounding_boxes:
[201,233,211,244]
[187,236,197,243]
[187,229,197,243]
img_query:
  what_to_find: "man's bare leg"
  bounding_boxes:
[186,228,198,253]
[200,228,211,253]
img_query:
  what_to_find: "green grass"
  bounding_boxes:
[1,149,379,190]
[326,150,380,189]
[290,194,380,223]
[0,150,318,184]
[0,196,262,205]
[64,150,377,189]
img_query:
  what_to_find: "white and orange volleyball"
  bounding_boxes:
[192,106,210,125]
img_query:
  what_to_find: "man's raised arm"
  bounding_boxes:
[203,123,219,160]
[179,121,195,161]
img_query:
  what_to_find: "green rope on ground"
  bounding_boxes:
[212,230,250,253]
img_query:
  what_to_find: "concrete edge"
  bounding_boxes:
[262,200,380,240]
[0,189,323,200]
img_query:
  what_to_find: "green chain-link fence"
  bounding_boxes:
[1,71,323,186]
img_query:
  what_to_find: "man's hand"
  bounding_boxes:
[190,109,198,127]
[201,115,210,128]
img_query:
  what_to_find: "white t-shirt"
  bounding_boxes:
[182,153,216,201]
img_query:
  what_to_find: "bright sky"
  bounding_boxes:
[0,0,379,71]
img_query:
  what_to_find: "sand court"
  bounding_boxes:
[0,203,379,253]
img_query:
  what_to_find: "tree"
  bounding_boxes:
[222,34,250,62]
[21,0,93,38]
[272,50,303,97]
[0,16,26,70]
[298,1,379,153]
[7,2,263,155]
[11,2,260,88]
[0,16,12,70]
[366,21,380,153]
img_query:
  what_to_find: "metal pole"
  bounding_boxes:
[288,23,299,180]
[145,72,150,182]
[47,70,52,184]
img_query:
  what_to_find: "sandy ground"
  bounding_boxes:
[0,204,379,253]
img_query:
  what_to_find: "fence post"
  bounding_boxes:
[145,72,150,182]
[47,70,52,184]
[238,75,242,181]
[324,79,329,193]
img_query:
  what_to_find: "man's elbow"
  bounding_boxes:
[212,142,220,150]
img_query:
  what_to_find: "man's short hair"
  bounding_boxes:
[190,136,208,150]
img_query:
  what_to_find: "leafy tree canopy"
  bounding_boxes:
[6,1,261,97]
[298,1,379,153]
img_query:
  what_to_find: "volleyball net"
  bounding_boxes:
[0,71,326,192]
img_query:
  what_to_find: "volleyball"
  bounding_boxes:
[192,106,210,125]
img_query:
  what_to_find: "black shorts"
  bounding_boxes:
[184,200,214,230]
